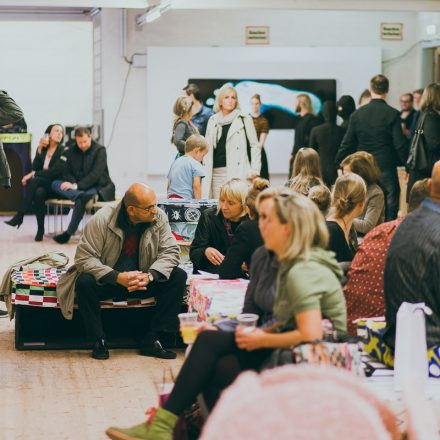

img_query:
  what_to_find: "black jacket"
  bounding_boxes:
[64,141,115,201]
[384,199,440,348]
[335,99,409,172]
[420,107,440,170]
[189,207,247,274]
[32,144,69,181]
[292,113,320,157]
[310,102,345,187]
[0,90,24,188]
[218,219,264,279]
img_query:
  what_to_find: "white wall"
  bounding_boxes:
[98,8,426,194]
[146,46,381,177]
[0,21,93,153]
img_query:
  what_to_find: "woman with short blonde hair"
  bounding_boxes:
[190,178,249,274]
[204,85,261,198]
[341,151,385,235]
[287,147,324,196]
[326,173,366,262]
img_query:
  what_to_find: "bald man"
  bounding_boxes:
[383,161,440,350]
[60,183,186,360]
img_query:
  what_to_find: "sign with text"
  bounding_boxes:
[246,26,270,45]
[381,23,403,40]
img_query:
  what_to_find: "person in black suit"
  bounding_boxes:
[335,75,408,220]
[218,178,269,279]
[5,124,68,241]
[309,101,345,187]
[51,126,115,243]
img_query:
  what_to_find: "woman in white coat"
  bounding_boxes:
[203,85,261,198]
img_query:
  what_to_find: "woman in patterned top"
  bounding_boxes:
[250,94,270,180]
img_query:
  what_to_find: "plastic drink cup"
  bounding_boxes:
[178,312,199,344]
[237,313,259,333]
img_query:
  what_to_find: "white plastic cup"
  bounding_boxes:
[237,313,259,333]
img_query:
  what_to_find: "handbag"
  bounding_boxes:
[407,112,429,172]
[264,338,364,377]
[240,116,252,164]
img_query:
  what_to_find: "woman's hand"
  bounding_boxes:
[37,136,49,154]
[235,327,267,351]
[205,247,224,266]
[21,171,35,186]
[196,322,218,333]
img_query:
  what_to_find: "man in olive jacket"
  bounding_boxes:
[57,183,186,360]
[0,90,24,188]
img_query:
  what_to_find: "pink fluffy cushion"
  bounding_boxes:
[201,365,399,440]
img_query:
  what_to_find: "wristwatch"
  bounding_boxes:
[146,272,154,283]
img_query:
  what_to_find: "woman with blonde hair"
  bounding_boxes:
[407,82,440,194]
[219,177,270,279]
[326,173,366,262]
[107,189,346,440]
[190,178,249,274]
[203,84,261,198]
[287,147,324,195]
[341,151,385,235]
[171,95,199,156]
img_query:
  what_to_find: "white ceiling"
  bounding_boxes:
[0,0,440,11]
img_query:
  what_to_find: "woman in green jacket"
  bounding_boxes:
[106,188,347,440]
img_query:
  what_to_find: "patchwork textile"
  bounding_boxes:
[158,199,217,223]
[358,318,440,378]
[188,279,249,321]
[11,268,156,309]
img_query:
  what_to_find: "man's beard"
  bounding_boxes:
[295,105,301,113]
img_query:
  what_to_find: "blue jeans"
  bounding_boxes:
[51,180,98,235]
[380,169,400,221]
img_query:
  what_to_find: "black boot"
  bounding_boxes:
[54,231,71,244]
[34,229,44,242]
[5,212,24,228]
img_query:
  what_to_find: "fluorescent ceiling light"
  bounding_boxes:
[137,0,172,26]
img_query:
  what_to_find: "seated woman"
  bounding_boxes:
[218,177,269,279]
[326,173,366,262]
[190,178,249,274]
[5,124,67,241]
[106,189,347,440]
[286,147,324,196]
[341,152,385,236]
[171,96,199,157]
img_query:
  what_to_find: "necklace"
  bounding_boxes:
[341,216,349,235]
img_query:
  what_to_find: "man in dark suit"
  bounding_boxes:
[51,126,115,243]
[335,75,408,220]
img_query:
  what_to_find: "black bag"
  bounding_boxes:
[407,112,429,172]
[240,116,252,164]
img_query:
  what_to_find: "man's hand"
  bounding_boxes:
[205,247,224,266]
[127,272,151,292]
[60,181,76,191]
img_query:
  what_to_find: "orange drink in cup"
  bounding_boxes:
[178,312,199,344]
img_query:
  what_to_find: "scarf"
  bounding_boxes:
[211,109,241,146]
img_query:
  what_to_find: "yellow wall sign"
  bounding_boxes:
[0,133,32,143]
[381,23,403,40]
[246,26,270,45]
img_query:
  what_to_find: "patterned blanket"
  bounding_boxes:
[11,268,156,309]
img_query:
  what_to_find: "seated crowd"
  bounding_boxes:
[2,75,440,439]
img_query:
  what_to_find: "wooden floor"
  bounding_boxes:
[0,215,184,440]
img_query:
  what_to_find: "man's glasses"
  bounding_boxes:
[130,204,157,213]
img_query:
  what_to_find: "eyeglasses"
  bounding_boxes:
[130,204,157,213]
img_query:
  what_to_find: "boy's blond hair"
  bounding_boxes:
[185,134,209,153]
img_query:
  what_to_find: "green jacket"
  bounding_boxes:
[273,247,347,334]
[56,202,180,319]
